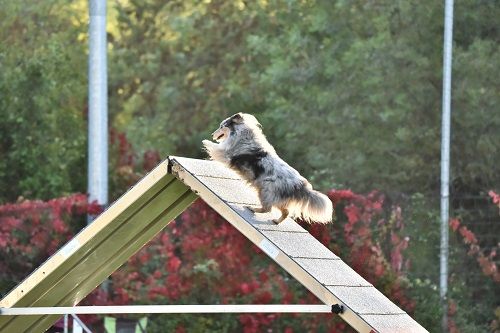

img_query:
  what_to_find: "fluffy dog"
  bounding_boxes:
[202,113,333,224]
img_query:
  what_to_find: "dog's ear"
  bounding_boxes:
[230,113,244,124]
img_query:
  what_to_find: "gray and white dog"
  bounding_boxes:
[202,113,333,224]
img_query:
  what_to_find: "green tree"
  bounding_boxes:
[0,1,88,202]
[108,1,269,158]
[108,0,499,195]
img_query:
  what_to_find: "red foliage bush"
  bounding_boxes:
[326,190,415,312]
[0,194,101,284]
[0,187,415,332]
[448,191,500,283]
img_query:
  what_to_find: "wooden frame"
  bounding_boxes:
[0,161,197,333]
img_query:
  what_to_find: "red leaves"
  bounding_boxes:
[167,256,182,273]
[489,190,500,207]
[254,291,273,303]
[0,193,110,283]
[330,190,414,311]
[449,218,461,231]
[0,217,21,247]
[327,189,357,206]
[110,129,135,167]
[113,287,130,305]
[477,255,498,279]
[239,282,252,295]
[86,200,104,216]
[7,185,482,331]
[239,314,261,333]
[344,204,360,225]
[459,225,477,244]
[52,218,67,234]
[450,216,499,283]
[0,184,420,331]
[137,251,151,265]
[0,232,8,248]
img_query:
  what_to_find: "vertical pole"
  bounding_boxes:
[441,0,454,331]
[63,314,68,333]
[88,0,108,223]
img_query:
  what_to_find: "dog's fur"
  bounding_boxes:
[202,113,333,224]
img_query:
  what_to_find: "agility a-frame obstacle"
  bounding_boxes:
[0,157,428,333]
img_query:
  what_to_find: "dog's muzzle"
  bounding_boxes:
[212,128,225,142]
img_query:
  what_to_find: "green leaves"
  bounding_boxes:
[1,0,497,200]
[0,1,87,202]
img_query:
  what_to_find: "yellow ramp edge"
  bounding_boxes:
[0,160,197,333]
[170,156,428,333]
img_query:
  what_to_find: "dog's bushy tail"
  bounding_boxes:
[291,188,333,224]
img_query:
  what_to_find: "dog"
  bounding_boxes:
[202,113,333,224]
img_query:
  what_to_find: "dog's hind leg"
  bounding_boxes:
[247,205,272,214]
[247,189,274,214]
[273,207,289,224]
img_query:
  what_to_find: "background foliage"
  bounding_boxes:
[0,0,498,332]
[0,1,88,202]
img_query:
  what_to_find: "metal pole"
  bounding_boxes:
[88,0,108,223]
[63,313,68,333]
[71,314,93,333]
[0,305,333,315]
[440,0,454,331]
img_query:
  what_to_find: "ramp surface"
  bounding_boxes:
[170,156,428,333]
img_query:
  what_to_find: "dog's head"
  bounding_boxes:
[211,113,262,142]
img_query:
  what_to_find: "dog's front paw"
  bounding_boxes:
[202,140,217,160]
[202,139,215,147]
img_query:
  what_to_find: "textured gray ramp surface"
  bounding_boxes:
[170,156,428,333]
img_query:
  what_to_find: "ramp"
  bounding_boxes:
[0,156,427,333]
[169,157,427,333]
[0,160,197,333]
